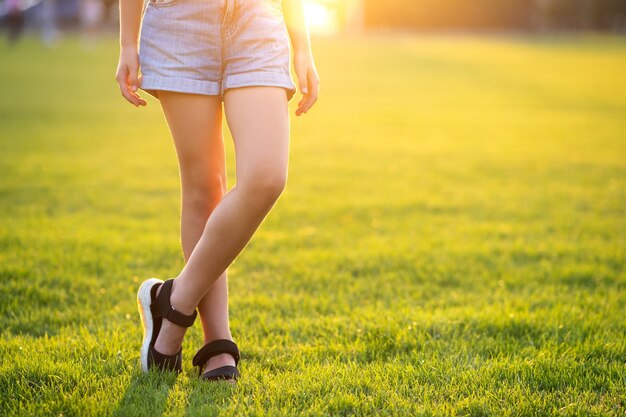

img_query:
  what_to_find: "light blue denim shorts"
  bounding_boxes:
[138,0,297,101]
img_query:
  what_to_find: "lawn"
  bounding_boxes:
[0,31,625,416]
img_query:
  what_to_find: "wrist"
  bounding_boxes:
[120,42,139,52]
[294,45,312,59]
[290,34,311,56]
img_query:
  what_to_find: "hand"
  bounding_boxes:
[115,46,147,107]
[294,49,319,116]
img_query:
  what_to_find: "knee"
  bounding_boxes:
[184,174,226,215]
[239,169,287,209]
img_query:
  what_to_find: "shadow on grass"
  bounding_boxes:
[114,370,179,417]
[184,375,239,416]
[113,369,238,416]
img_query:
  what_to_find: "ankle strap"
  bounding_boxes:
[192,339,240,375]
[150,279,197,328]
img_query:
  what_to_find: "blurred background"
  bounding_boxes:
[2,0,626,46]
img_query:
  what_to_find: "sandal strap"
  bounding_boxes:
[201,365,240,381]
[150,279,197,328]
[192,339,240,373]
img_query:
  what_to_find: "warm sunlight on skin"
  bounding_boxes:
[303,0,339,34]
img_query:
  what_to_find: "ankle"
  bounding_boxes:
[169,278,198,315]
[156,277,197,316]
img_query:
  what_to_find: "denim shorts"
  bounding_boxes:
[138,0,297,101]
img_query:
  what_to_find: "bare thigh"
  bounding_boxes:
[224,86,290,192]
[158,90,227,211]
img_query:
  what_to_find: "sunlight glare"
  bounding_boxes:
[304,0,339,34]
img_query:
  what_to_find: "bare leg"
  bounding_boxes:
[154,87,290,360]
[151,91,234,373]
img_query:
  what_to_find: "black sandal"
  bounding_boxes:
[192,339,241,381]
[137,278,197,373]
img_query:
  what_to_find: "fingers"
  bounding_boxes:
[303,72,319,112]
[129,65,140,93]
[115,64,147,107]
[295,69,319,116]
[296,65,309,98]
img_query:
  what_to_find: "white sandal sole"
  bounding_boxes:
[137,277,164,372]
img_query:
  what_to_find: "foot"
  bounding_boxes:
[193,339,240,382]
[203,352,237,375]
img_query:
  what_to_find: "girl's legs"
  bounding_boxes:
[152,90,235,372]
[153,86,290,365]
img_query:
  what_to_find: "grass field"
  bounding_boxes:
[1,31,625,416]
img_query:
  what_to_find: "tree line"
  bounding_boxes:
[362,0,626,31]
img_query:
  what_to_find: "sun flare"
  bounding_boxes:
[303,0,339,34]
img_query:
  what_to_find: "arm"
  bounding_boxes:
[115,0,147,107]
[282,0,319,116]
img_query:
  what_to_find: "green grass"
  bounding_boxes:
[1,31,625,416]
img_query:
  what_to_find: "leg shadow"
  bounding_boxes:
[114,370,179,417]
[184,373,238,416]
